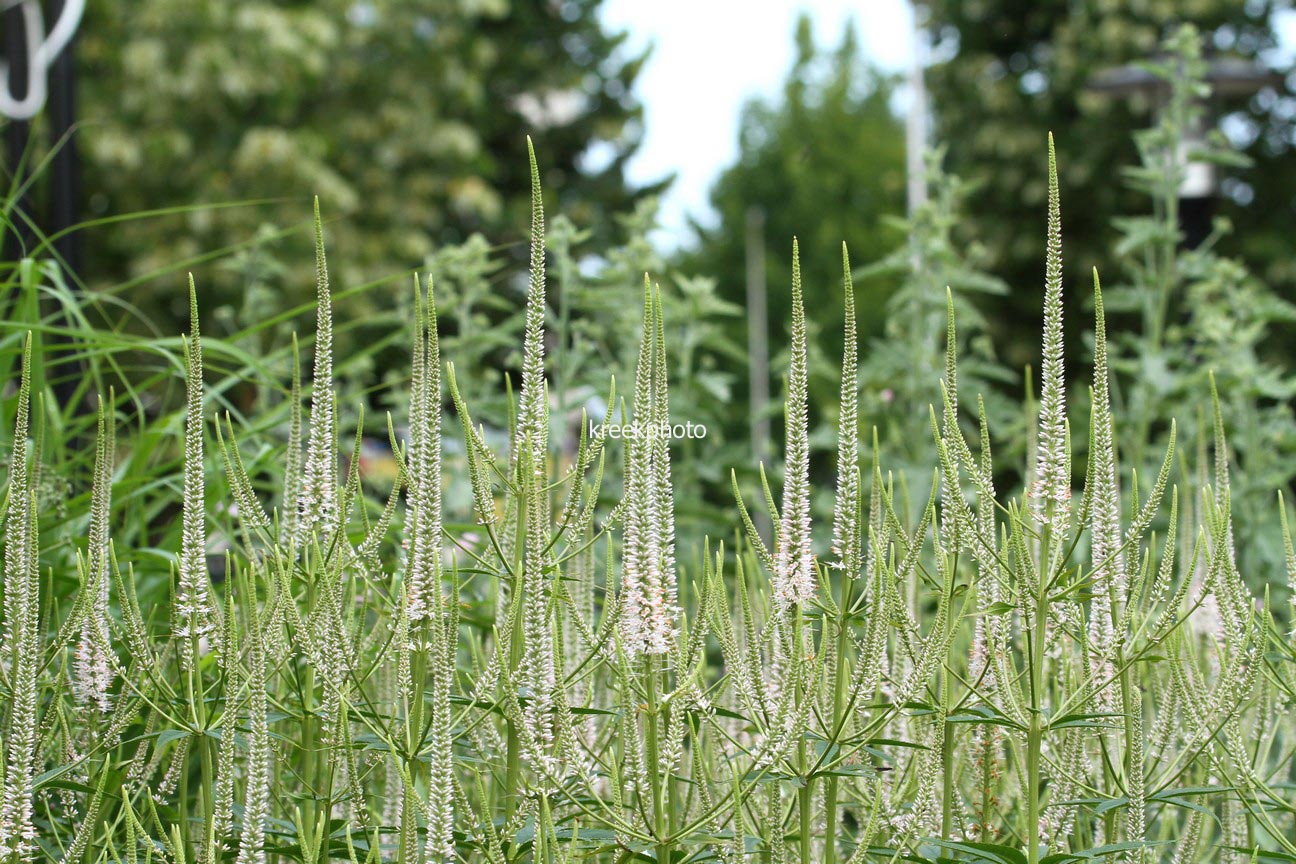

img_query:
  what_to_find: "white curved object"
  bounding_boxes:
[0,0,85,120]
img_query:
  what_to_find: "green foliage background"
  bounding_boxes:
[921,0,1294,370]
[1,7,1296,860]
[76,0,656,328]
[679,16,908,423]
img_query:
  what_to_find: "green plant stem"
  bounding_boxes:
[1134,131,1180,458]
[941,550,960,841]
[1025,706,1042,862]
[406,629,429,864]
[823,575,854,864]
[301,586,319,858]
[941,663,954,840]
[182,631,204,857]
[799,760,812,863]
[504,583,525,825]
[504,482,528,827]
[792,607,813,863]
[646,654,671,864]
[1148,189,1178,356]
[1026,523,1051,864]
[178,743,190,857]
[198,729,215,858]
[979,732,994,841]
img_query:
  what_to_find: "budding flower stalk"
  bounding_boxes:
[296,198,340,543]
[177,279,216,649]
[620,281,677,655]
[518,138,549,478]
[76,397,116,713]
[404,276,456,859]
[773,240,815,608]
[831,244,860,576]
[1030,134,1070,527]
[235,597,271,864]
[1,334,32,668]
[516,139,558,770]
[1086,274,1122,706]
[406,278,444,622]
[0,339,38,862]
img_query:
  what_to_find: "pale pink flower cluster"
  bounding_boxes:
[620,283,678,655]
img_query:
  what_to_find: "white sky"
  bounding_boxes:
[600,0,915,246]
[600,4,1296,248]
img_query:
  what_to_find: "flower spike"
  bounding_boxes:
[406,276,444,622]
[0,337,38,861]
[518,137,549,476]
[76,395,116,713]
[176,277,216,649]
[1030,133,1071,527]
[831,244,861,576]
[297,197,339,543]
[1086,270,1122,706]
[773,239,815,608]
[620,279,677,654]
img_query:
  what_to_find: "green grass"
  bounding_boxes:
[1,137,1295,864]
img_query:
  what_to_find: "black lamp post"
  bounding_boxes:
[1,0,85,410]
[2,0,84,260]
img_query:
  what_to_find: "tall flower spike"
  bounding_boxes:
[519,442,557,769]
[620,280,676,655]
[774,239,815,608]
[0,339,37,861]
[0,492,39,861]
[297,197,339,542]
[651,284,678,624]
[1086,271,1121,707]
[2,333,32,666]
[282,333,304,543]
[831,244,861,575]
[406,276,444,621]
[1030,133,1070,526]
[1282,493,1296,630]
[236,590,271,864]
[516,141,558,763]
[518,137,549,475]
[76,396,116,713]
[424,570,456,862]
[177,278,215,648]
[943,288,959,442]
[621,281,657,654]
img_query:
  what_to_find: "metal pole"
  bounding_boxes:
[744,205,771,545]
[48,0,79,276]
[3,1,34,260]
[905,0,929,217]
[47,0,82,412]
[1,0,84,413]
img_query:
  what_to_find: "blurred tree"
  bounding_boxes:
[921,0,1295,371]
[679,15,907,453]
[74,0,656,331]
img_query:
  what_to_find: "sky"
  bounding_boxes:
[599,0,915,246]
[600,3,1296,248]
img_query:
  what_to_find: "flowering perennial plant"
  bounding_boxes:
[2,138,1295,864]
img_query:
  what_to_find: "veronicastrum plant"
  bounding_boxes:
[1,135,1295,864]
